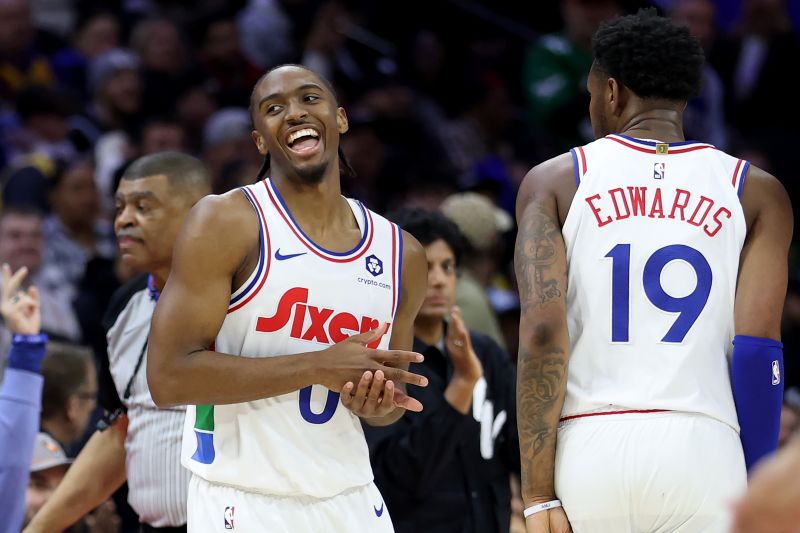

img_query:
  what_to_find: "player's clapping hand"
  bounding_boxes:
[341,368,423,416]
[525,507,572,533]
[1,263,40,335]
[320,324,428,411]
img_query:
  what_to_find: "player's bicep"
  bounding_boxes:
[151,195,253,359]
[735,175,793,339]
[514,170,568,333]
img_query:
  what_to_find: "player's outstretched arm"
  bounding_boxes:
[349,232,428,426]
[514,159,573,533]
[147,193,428,407]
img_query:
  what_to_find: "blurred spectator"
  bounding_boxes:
[0,0,63,102]
[40,342,97,452]
[521,0,622,160]
[670,0,728,148]
[365,208,519,533]
[136,118,188,156]
[237,0,316,70]
[440,192,513,349]
[69,48,142,153]
[0,264,47,533]
[130,18,190,116]
[0,206,81,364]
[5,85,78,165]
[73,11,120,62]
[202,107,259,193]
[192,10,262,107]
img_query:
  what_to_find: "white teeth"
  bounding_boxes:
[287,128,319,144]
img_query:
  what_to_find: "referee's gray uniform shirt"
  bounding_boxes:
[99,275,187,527]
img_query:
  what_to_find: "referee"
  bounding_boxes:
[25,153,211,532]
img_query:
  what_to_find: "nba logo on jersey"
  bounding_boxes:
[772,360,781,385]
[653,162,665,180]
[224,506,234,529]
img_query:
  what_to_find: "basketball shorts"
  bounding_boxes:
[554,411,746,533]
[187,475,394,532]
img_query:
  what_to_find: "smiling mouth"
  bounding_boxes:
[286,128,321,155]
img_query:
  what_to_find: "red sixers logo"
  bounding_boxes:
[256,287,388,347]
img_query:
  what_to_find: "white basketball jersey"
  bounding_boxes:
[561,135,748,430]
[181,178,404,498]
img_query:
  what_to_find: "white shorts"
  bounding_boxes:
[554,411,746,533]
[187,475,394,532]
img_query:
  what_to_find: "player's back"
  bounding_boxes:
[561,135,747,429]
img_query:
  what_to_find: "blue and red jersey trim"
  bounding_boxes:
[731,159,750,199]
[228,185,272,313]
[569,146,588,186]
[390,223,403,317]
[264,179,374,263]
[605,134,714,154]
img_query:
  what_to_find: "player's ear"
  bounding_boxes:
[336,107,349,135]
[607,77,624,117]
[252,130,269,155]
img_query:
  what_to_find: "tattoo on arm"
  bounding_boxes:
[514,202,563,311]
[514,198,570,499]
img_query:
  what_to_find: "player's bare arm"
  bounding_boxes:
[514,155,574,533]
[148,193,428,407]
[736,166,793,338]
[348,231,427,425]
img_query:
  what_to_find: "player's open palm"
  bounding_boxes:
[446,306,482,382]
[526,508,572,533]
[1,264,40,335]
[341,368,424,415]
[321,324,428,395]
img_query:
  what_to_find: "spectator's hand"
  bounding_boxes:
[341,368,423,416]
[525,507,572,533]
[731,436,800,533]
[446,306,483,383]
[1,264,40,335]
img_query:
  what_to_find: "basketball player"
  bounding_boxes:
[146,64,428,532]
[514,10,792,533]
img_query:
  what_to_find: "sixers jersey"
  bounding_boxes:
[560,135,747,430]
[181,178,404,497]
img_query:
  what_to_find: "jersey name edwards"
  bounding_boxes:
[585,186,732,237]
[256,287,389,347]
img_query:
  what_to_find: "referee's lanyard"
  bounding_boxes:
[124,275,160,401]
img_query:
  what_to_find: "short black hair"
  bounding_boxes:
[592,8,704,101]
[389,207,466,267]
[122,151,211,201]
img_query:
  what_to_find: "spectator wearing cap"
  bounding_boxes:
[25,432,121,532]
[202,107,261,194]
[440,192,513,350]
[364,207,520,533]
[69,48,142,153]
[0,264,48,533]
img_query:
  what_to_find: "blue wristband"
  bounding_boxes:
[8,333,48,374]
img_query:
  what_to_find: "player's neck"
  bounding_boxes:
[272,175,354,234]
[617,109,685,143]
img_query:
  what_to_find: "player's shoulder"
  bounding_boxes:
[740,164,792,230]
[517,151,576,220]
[182,188,260,240]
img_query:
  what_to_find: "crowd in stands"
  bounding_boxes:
[1,0,798,531]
